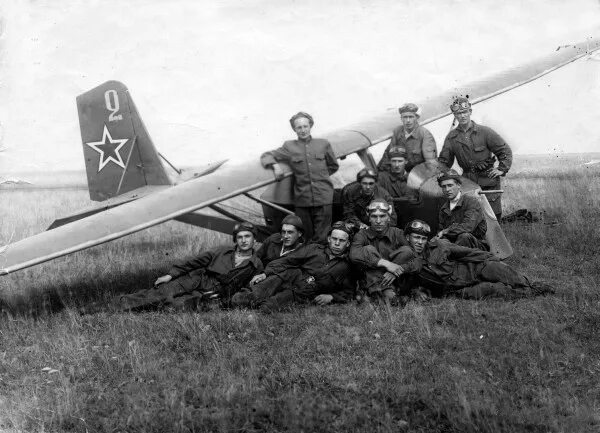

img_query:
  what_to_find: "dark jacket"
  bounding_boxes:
[439,121,512,189]
[377,171,420,204]
[378,125,437,172]
[438,193,487,241]
[264,243,354,302]
[342,182,397,226]
[392,239,497,288]
[256,233,304,267]
[349,226,408,268]
[169,245,263,281]
[260,137,339,207]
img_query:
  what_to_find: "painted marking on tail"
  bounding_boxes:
[85,124,128,171]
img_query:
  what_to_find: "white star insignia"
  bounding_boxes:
[86,125,129,172]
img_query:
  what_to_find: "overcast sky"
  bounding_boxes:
[1,0,599,173]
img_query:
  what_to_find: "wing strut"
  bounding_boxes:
[243,192,295,216]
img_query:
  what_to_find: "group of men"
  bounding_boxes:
[97,97,552,314]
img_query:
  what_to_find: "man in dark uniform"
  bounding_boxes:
[392,219,553,300]
[255,214,305,268]
[377,147,421,228]
[378,103,437,173]
[438,97,512,219]
[435,170,488,250]
[113,222,263,311]
[342,167,396,229]
[231,221,355,312]
[349,199,408,302]
[261,112,339,243]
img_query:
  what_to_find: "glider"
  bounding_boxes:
[1,37,599,276]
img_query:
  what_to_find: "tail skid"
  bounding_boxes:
[77,81,172,201]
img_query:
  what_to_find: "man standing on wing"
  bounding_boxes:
[391,219,553,300]
[342,167,396,229]
[377,146,421,229]
[349,199,408,303]
[261,112,339,243]
[378,103,437,173]
[435,169,488,250]
[231,222,355,312]
[114,222,263,311]
[438,96,512,219]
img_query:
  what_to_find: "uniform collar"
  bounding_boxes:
[448,120,479,137]
[440,192,465,213]
[365,226,392,240]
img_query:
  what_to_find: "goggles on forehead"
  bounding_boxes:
[450,100,471,113]
[405,220,431,236]
[367,201,392,213]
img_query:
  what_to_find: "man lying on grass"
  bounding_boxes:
[392,219,554,300]
[93,222,264,312]
[255,214,305,267]
[231,221,356,312]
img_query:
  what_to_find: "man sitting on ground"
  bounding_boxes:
[392,219,554,300]
[231,221,355,312]
[349,199,408,303]
[255,214,305,267]
[113,222,263,311]
[435,169,488,251]
[342,168,396,229]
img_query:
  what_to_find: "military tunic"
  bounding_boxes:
[349,226,408,293]
[261,136,338,242]
[378,125,437,172]
[391,239,537,299]
[438,193,488,250]
[438,121,512,216]
[232,243,354,310]
[377,171,421,228]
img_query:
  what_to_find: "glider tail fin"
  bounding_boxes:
[76,80,172,202]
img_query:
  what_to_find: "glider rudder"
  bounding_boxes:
[76,81,171,202]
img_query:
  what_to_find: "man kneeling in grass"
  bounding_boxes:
[107,222,263,312]
[231,221,356,312]
[393,219,554,300]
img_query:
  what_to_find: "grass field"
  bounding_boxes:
[0,166,599,432]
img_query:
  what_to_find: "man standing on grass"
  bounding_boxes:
[342,167,396,229]
[110,222,263,311]
[391,219,554,300]
[434,169,488,250]
[231,221,355,312]
[349,199,408,303]
[261,112,339,244]
[438,96,512,219]
[376,147,421,229]
[377,103,437,173]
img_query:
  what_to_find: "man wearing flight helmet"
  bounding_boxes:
[112,222,263,311]
[342,167,396,229]
[391,219,553,300]
[378,103,438,173]
[435,169,488,250]
[232,221,356,312]
[438,96,512,219]
[349,199,408,303]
